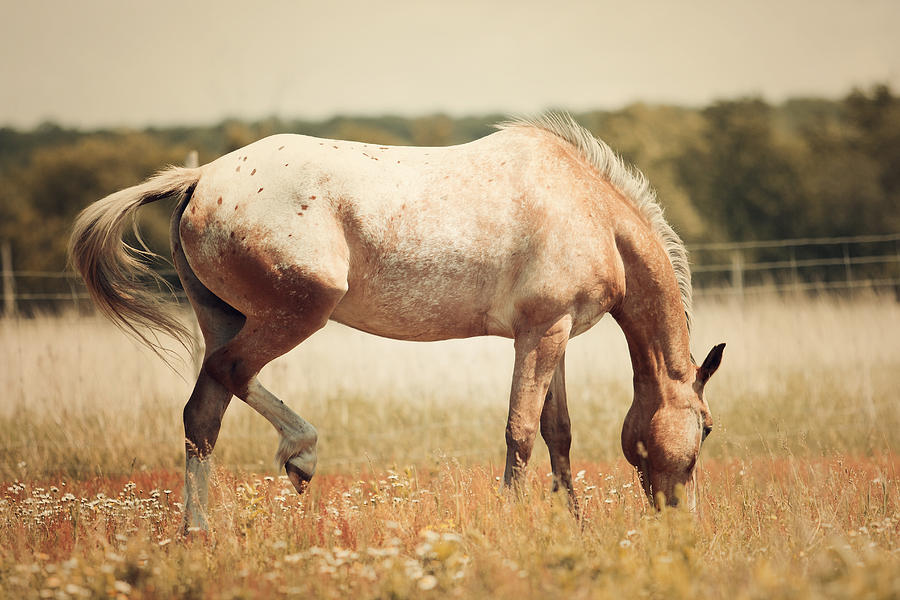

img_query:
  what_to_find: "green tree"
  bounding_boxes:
[2,133,189,276]
[842,85,900,233]
[677,98,807,241]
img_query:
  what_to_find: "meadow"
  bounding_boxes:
[1,295,899,598]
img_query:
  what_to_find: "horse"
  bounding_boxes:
[69,113,724,532]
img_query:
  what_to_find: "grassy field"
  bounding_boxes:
[2,295,899,598]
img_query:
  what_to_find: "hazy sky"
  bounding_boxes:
[2,0,898,129]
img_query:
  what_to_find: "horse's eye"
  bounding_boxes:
[702,424,713,442]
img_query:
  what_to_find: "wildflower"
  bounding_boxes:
[418,575,438,591]
[64,583,90,596]
[113,581,132,594]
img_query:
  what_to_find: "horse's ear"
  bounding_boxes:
[698,343,725,386]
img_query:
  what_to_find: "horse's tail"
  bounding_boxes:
[68,166,202,355]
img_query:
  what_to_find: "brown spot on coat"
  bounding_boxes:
[217,196,222,205]
[309,195,316,200]
[258,187,264,193]
[236,165,241,172]
[278,145,285,150]
[301,204,309,210]
[251,169,257,176]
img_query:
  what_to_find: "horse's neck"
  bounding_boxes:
[610,228,692,397]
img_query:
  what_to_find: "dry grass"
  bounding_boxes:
[2,295,899,598]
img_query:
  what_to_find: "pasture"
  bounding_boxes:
[2,295,899,598]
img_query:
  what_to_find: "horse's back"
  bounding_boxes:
[179,128,624,340]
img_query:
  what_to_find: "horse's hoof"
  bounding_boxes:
[285,459,314,494]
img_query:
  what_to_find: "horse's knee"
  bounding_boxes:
[540,421,572,453]
[506,423,537,463]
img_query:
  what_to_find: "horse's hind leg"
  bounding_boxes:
[203,281,346,495]
[203,318,329,495]
[175,244,245,533]
[182,369,234,533]
[540,354,579,512]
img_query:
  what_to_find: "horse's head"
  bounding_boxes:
[622,343,725,510]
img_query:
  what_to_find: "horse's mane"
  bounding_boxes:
[497,113,694,333]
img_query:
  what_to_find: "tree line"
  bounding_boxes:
[1,85,898,303]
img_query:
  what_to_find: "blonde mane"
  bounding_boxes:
[498,113,694,332]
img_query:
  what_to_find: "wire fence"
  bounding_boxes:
[2,233,900,316]
[688,232,900,298]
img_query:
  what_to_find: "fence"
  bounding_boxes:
[3,233,900,316]
[689,232,900,298]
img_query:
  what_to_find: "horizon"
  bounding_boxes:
[0,87,879,134]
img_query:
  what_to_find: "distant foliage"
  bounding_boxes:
[1,86,898,280]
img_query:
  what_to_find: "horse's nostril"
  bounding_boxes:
[702,425,713,441]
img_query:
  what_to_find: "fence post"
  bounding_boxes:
[730,250,744,300]
[2,240,15,317]
[185,150,198,169]
[789,247,800,295]
[842,242,853,289]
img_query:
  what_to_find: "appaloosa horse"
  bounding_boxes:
[70,113,723,532]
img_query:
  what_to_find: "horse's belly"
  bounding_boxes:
[330,258,513,341]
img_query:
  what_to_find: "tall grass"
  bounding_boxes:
[2,295,899,598]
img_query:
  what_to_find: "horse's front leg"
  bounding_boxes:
[503,315,572,490]
[540,353,579,513]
